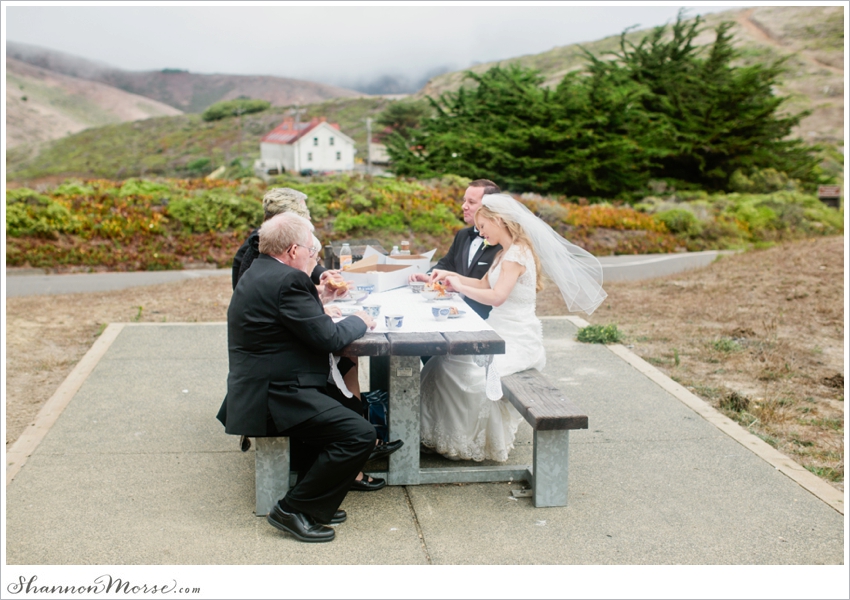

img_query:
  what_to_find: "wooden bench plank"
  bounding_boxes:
[338,332,389,357]
[386,332,447,356]
[441,331,505,355]
[502,369,588,431]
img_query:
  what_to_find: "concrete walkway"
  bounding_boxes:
[4,250,733,297]
[4,317,845,595]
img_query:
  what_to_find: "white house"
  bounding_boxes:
[254,117,356,177]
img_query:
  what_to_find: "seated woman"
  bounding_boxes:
[420,194,606,462]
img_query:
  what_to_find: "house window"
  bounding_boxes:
[307,152,313,161]
[336,152,341,161]
[313,137,319,146]
[329,137,335,146]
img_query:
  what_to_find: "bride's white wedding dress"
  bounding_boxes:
[420,244,545,462]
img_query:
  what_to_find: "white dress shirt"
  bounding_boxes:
[468,235,484,268]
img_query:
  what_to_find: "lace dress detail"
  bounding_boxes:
[420,244,546,462]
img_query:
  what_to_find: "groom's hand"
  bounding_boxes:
[408,272,429,283]
[445,275,462,292]
[429,269,451,283]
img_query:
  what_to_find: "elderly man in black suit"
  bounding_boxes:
[217,211,377,543]
[409,179,502,319]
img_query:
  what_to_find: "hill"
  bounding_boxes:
[5,57,183,149]
[6,41,365,114]
[417,6,844,146]
[5,97,392,182]
[6,6,843,182]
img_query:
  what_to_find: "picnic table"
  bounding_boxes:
[254,285,587,514]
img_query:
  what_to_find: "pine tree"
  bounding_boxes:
[385,12,822,196]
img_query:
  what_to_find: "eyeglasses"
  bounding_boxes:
[292,243,320,257]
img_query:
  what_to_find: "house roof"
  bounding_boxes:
[261,117,342,145]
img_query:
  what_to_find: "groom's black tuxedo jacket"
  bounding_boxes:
[433,226,502,319]
[217,254,367,437]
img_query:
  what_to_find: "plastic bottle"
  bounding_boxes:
[390,245,400,256]
[400,240,411,255]
[339,243,353,270]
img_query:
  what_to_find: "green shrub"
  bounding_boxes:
[187,157,212,174]
[167,190,262,233]
[712,337,742,352]
[118,179,173,198]
[6,188,85,237]
[53,181,95,196]
[6,187,51,205]
[729,168,798,194]
[201,98,271,122]
[576,324,623,344]
[655,208,702,235]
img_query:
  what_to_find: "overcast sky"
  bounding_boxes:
[5,3,745,93]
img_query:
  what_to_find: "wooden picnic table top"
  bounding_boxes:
[339,329,505,357]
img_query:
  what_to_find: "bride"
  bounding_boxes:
[420,193,607,462]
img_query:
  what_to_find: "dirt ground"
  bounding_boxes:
[5,236,844,490]
[538,235,845,490]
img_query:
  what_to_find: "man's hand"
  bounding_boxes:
[445,275,462,293]
[324,305,343,318]
[354,311,376,330]
[320,270,345,285]
[319,277,352,304]
[428,269,454,284]
[408,272,430,283]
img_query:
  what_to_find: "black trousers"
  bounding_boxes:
[280,403,376,524]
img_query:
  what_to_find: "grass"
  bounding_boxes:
[576,324,624,344]
[805,466,843,482]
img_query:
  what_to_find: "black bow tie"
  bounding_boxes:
[467,227,482,239]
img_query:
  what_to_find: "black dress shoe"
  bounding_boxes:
[350,474,387,492]
[321,510,346,525]
[368,439,404,461]
[267,505,335,543]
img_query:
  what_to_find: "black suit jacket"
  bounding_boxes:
[217,254,367,436]
[433,226,502,319]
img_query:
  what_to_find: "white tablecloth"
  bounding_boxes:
[333,287,492,334]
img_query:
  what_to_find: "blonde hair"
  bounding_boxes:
[259,212,314,256]
[475,204,544,292]
[262,187,311,221]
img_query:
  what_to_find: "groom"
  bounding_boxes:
[409,179,502,319]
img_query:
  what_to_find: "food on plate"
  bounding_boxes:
[448,306,459,316]
[427,281,449,298]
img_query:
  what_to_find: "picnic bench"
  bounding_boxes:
[501,369,588,507]
[252,365,588,514]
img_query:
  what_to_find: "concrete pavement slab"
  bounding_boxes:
[4,319,843,571]
[597,250,735,281]
[6,452,425,565]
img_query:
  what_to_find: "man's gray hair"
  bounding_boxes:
[259,212,314,256]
